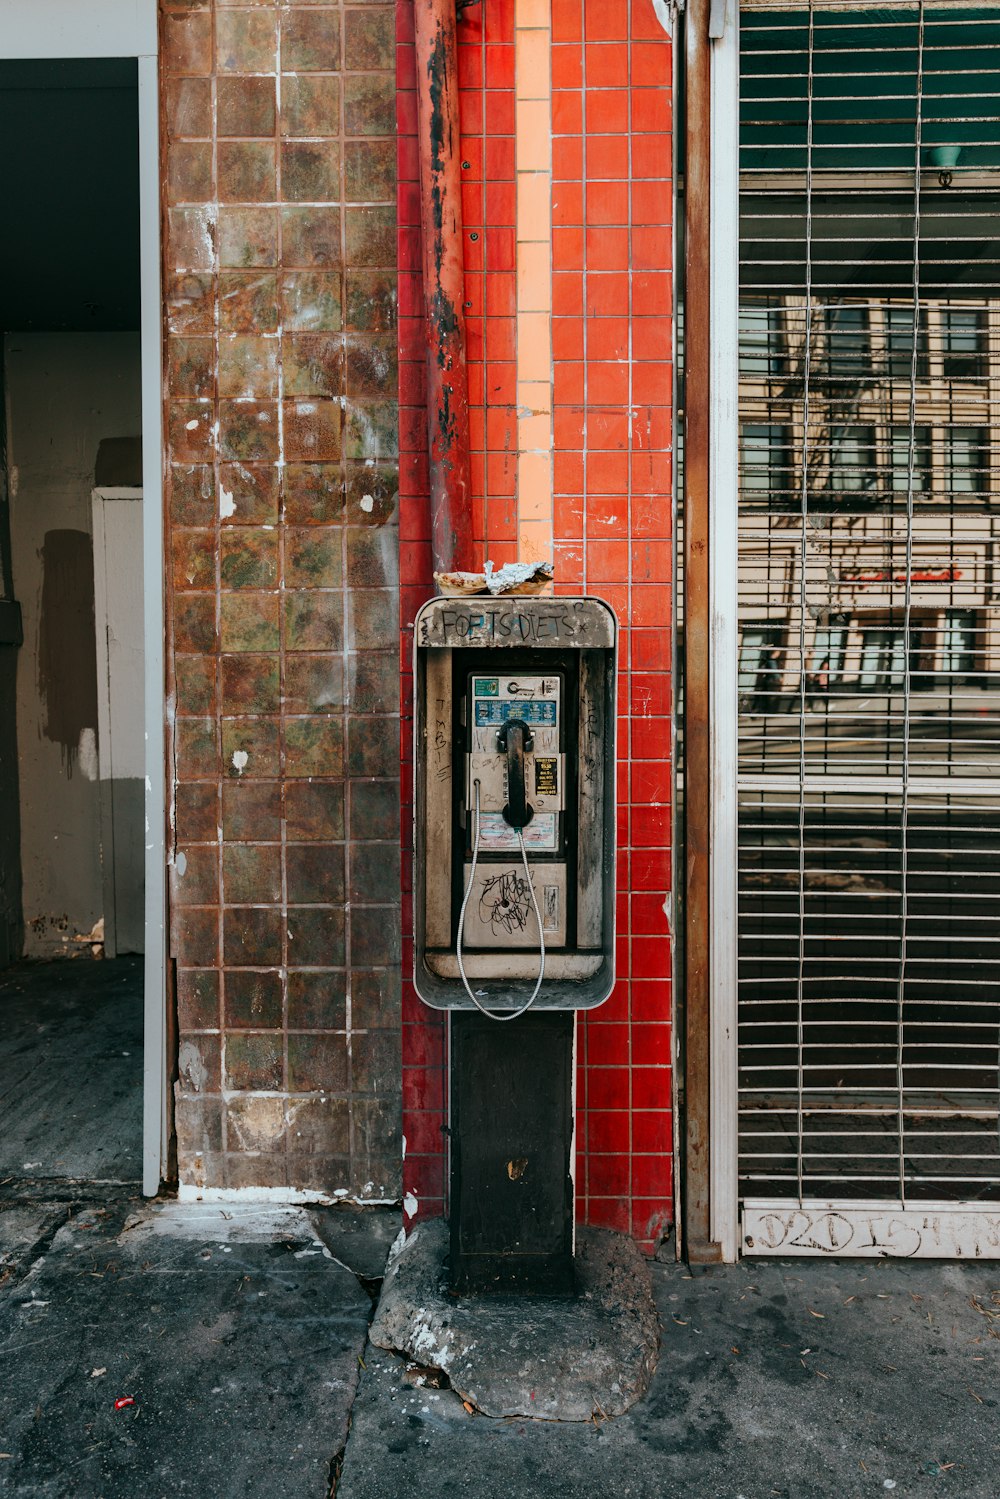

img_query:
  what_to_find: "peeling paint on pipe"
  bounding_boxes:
[413,0,475,575]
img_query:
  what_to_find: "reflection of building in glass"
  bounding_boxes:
[737,293,1000,759]
[731,1,1000,1215]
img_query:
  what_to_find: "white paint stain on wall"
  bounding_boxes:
[77,726,99,781]
[177,1040,208,1093]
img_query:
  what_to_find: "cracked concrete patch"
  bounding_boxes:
[118,1200,325,1245]
[310,1205,401,1284]
[368,1219,660,1420]
[0,1202,71,1285]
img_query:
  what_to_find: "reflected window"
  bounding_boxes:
[739,302,785,376]
[824,303,869,376]
[941,609,978,678]
[859,625,906,689]
[739,624,784,705]
[890,426,931,493]
[829,425,876,493]
[941,308,986,380]
[944,428,989,496]
[810,616,849,686]
[740,423,791,503]
[885,305,929,379]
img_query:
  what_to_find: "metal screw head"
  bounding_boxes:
[469,232,479,241]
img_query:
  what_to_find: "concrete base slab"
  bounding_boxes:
[368,1218,660,1420]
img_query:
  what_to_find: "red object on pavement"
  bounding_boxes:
[113,1397,135,1411]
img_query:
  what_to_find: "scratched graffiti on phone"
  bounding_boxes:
[480,870,533,937]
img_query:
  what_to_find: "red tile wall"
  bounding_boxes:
[397,0,673,1251]
[460,0,518,564]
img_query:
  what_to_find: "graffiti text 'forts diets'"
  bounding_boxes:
[431,601,597,645]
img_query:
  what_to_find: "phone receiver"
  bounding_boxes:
[497,717,535,830]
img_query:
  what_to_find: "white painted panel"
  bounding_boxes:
[92,492,145,956]
[92,493,144,782]
[743,1200,1000,1259]
[0,0,156,59]
[137,50,166,1197]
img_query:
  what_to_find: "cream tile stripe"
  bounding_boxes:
[514,0,553,566]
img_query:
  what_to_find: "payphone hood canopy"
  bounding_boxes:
[415,595,617,651]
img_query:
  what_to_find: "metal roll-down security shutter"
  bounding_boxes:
[737,0,1000,1256]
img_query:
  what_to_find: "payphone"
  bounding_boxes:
[414,594,617,1290]
[413,596,617,1016]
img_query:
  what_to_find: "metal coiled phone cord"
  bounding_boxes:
[455,778,545,1022]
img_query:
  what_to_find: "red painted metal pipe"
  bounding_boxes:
[413,0,476,576]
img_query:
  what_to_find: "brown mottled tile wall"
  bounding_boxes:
[162,0,400,1198]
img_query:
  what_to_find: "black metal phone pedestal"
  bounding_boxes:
[449,1010,574,1295]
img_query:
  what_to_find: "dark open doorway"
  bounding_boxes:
[0,58,144,1184]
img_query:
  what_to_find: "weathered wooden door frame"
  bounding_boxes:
[681,0,740,1264]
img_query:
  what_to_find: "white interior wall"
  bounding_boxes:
[5,332,142,957]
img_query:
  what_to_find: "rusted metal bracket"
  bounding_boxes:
[413,0,476,576]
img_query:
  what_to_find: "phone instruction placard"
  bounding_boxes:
[470,673,561,758]
[474,699,557,727]
[478,812,558,852]
[535,757,558,796]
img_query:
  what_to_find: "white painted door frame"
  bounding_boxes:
[709,0,741,1262]
[711,2,1000,1261]
[2,0,166,1195]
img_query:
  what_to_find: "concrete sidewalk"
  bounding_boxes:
[0,1181,394,1497]
[3,1187,999,1498]
[0,958,143,1184]
[339,1243,1000,1499]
